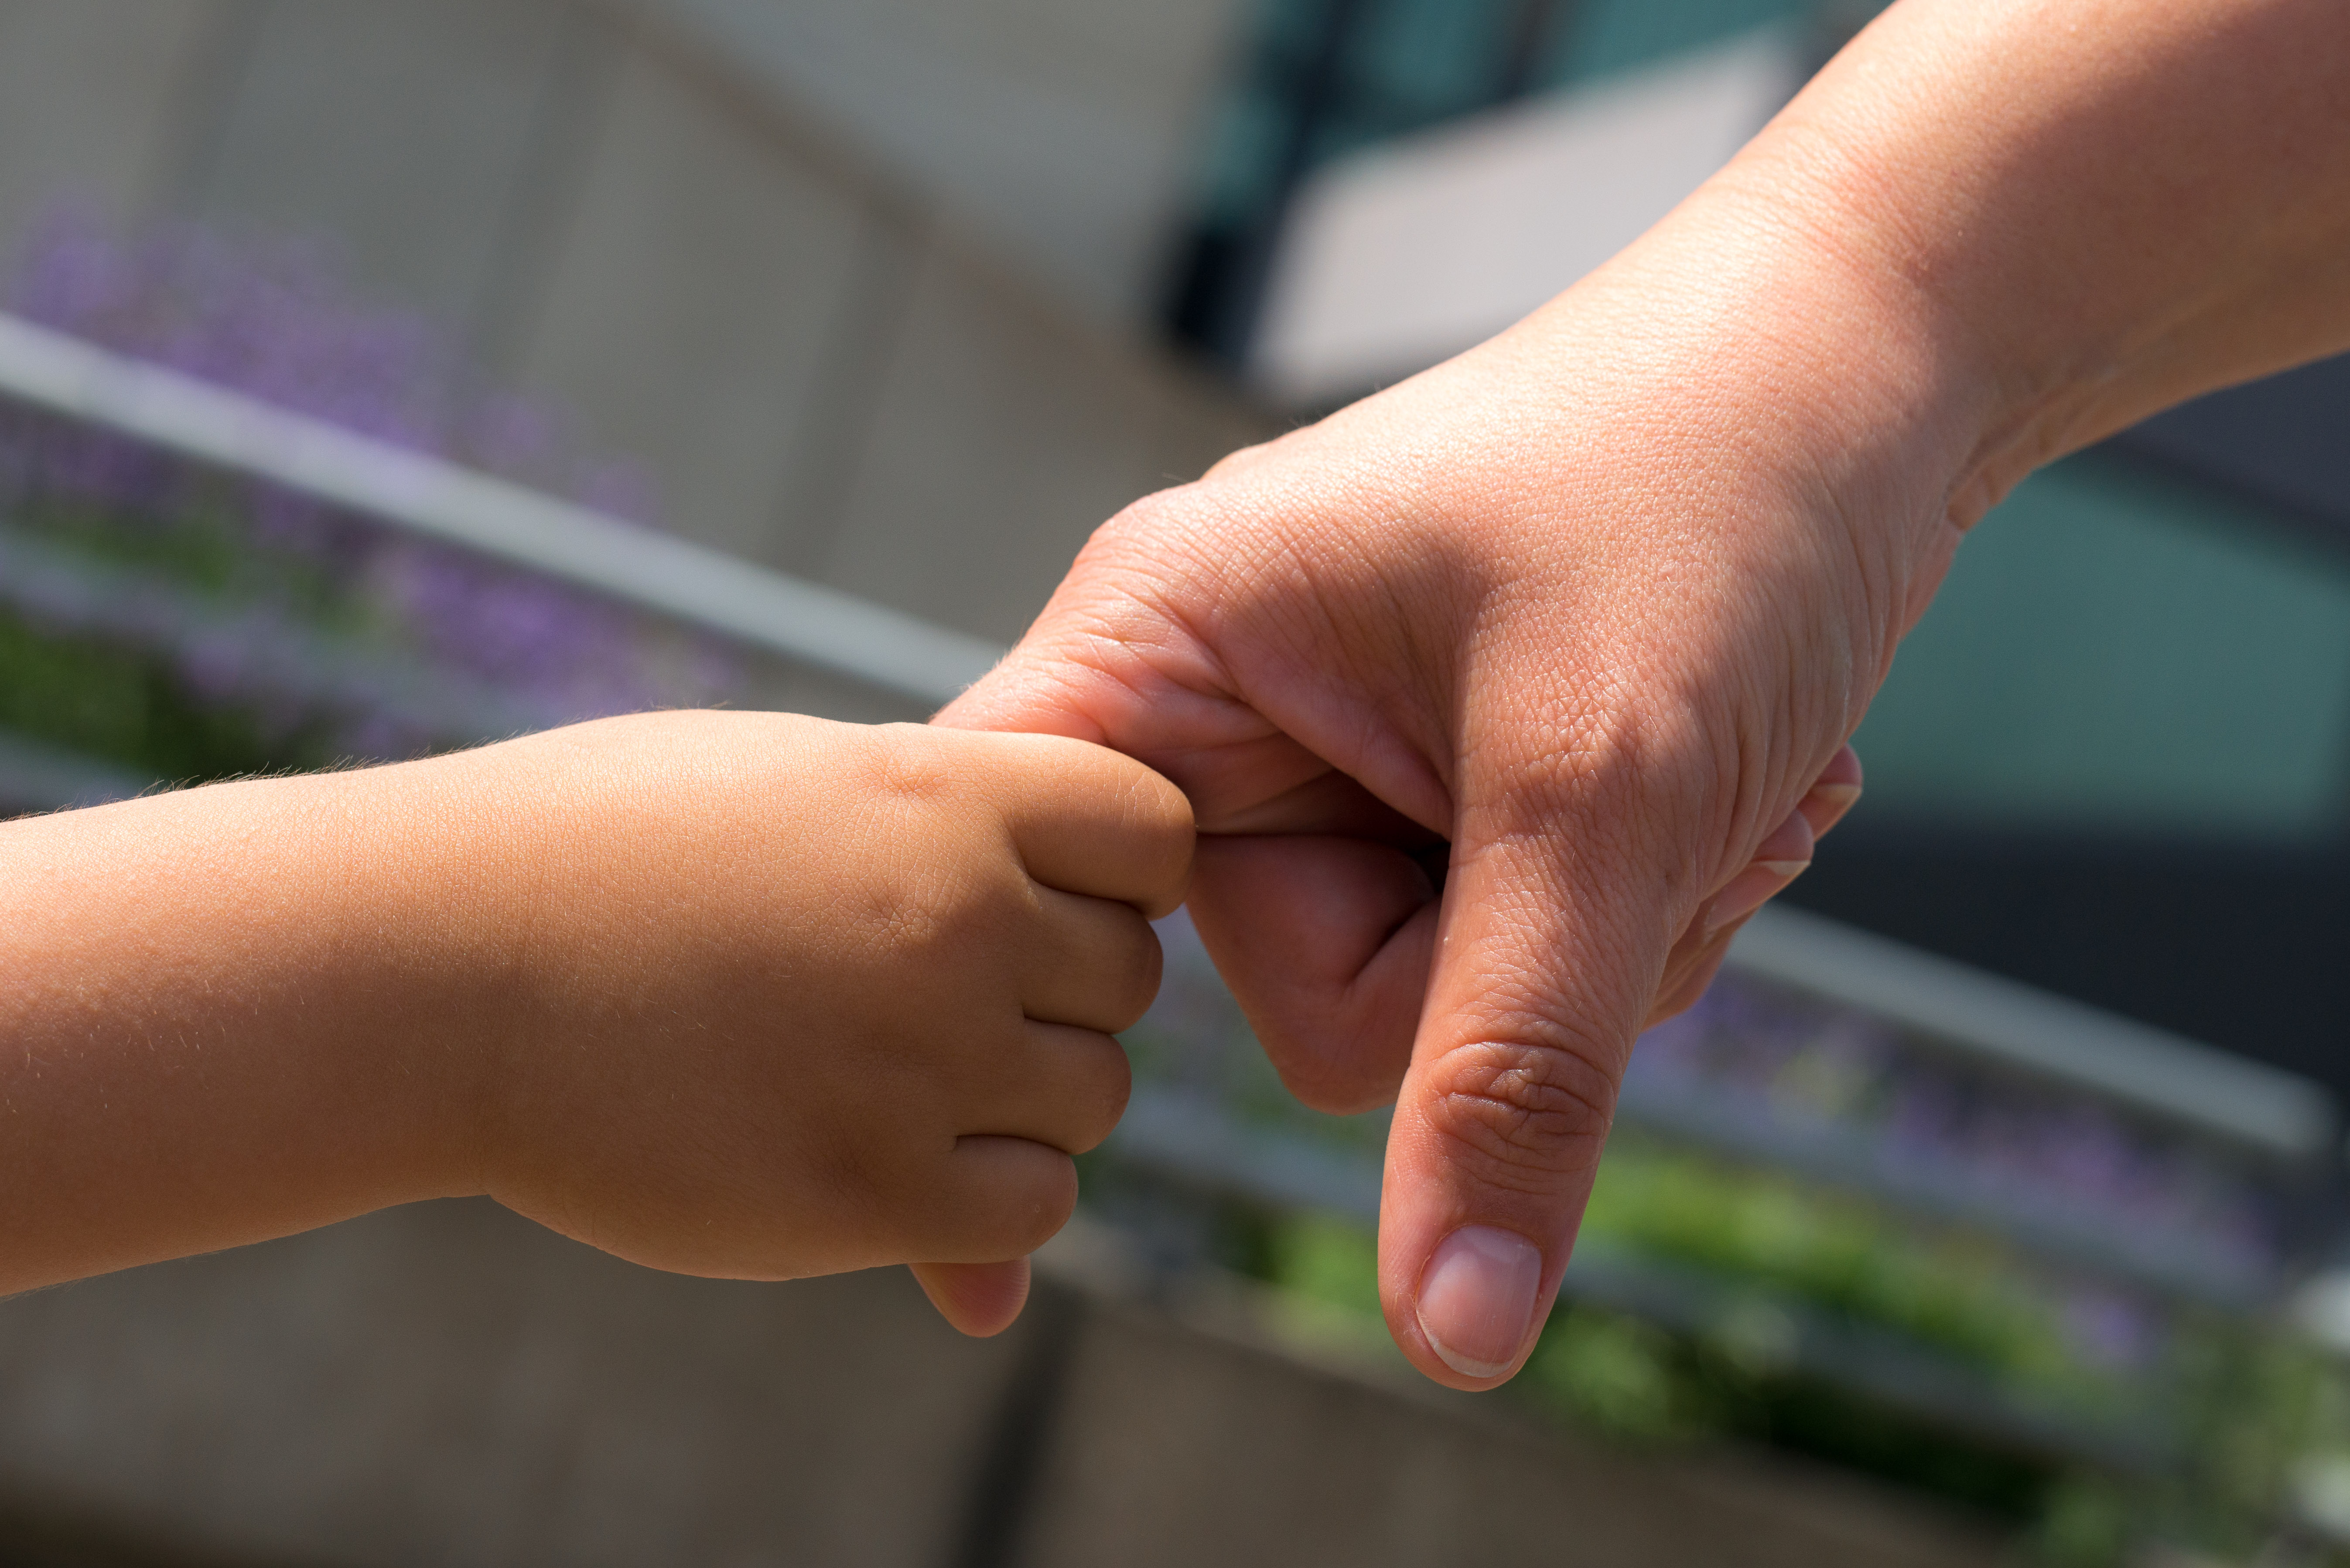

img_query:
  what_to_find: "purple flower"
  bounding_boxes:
[0,211,738,759]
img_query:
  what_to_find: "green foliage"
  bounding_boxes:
[1270,1214,1385,1321]
[0,603,320,783]
[1577,1139,2097,1394]
[2033,1478,2133,1568]
[1526,1309,1703,1442]
[14,490,373,629]
[1243,1138,2350,1561]
[0,490,412,786]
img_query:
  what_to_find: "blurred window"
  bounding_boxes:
[1169,0,1824,356]
[1857,456,2350,840]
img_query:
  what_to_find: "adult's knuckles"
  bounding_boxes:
[1419,1036,1619,1196]
[1079,484,1273,617]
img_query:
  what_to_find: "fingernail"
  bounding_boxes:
[1813,783,1862,810]
[1414,1226,1543,1379]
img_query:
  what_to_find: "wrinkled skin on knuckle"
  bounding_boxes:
[953,491,1254,744]
[860,723,978,812]
[1086,478,1452,674]
[1482,667,1753,954]
[837,751,1022,972]
[1467,456,1868,886]
[1420,1036,1618,1199]
[1057,489,1233,620]
[846,859,988,975]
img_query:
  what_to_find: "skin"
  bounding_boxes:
[939,0,2350,1385]
[0,711,1192,1336]
[4,0,2341,1375]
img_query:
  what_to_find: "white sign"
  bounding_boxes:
[1252,31,1803,406]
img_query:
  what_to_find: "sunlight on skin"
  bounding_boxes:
[941,0,2350,1387]
[0,715,1189,1300]
[912,1258,1035,1337]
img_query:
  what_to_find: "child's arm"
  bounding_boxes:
[0,711,1191,1318]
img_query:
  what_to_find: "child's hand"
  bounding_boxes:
[0,712,1191,1318]
[461,713,1192,1303]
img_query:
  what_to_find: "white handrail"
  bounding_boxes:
[1732,904,2335,1159]
[1,314,2330,1205]
[0,313,1002,707]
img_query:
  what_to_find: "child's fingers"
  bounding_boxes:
[919,1135,1081,1262]
[961,1021,1131,1156]
[909,1259,1032,1337]
[993,737,1193,916]
[1018,886,1162,1033]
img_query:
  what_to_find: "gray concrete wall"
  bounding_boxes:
[0,0,1274,673]
[0,1201,2008,1567]
[621,0,1251,327]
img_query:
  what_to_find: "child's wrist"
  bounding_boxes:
[322,757,535,1206]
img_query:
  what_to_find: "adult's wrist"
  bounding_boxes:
[1727,0,2350,517]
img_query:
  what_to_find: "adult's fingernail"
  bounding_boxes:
[1414,1226,1543,1380]
[1813,782,1863,810]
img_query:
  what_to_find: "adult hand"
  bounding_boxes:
[945,252,1946,1383]
[944,0,2350,1384]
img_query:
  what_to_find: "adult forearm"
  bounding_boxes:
[1744,0,2350,512]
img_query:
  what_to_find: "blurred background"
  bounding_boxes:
[0,2,2347,1565]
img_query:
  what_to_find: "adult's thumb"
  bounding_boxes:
[1377,808,1677,1389]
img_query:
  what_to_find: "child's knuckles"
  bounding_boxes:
[851,724,994,821]
[1005,1023,1134,1155]
[858,872,956,956]
[845,860,1025,985]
